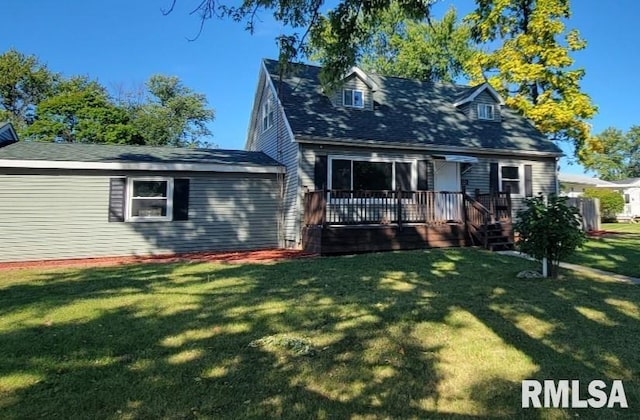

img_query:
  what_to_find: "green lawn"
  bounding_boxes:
[564,223,640,278]
[602,222,640,234]
[1,249,639,419]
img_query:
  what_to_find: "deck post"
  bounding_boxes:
[321,189,327,227]
[396,189,403,230]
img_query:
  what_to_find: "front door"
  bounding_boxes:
[434,161,460,191]
[433,161,461,221]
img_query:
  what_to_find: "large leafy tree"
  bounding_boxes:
[580,126,640,180]
[24,77,139,144]
[466,0,597,152]
[163,0,437,82]
[312,5,474,84]
[128,75,215,147]
[0,49,58,134]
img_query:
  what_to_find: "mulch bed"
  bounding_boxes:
[0,249,317,271]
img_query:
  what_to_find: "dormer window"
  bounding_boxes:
[262,99,274,131]
[343,89,364,108]
[478,104,495,120]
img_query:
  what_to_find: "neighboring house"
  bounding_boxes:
[558,173,640,220]
[558,173,618,197]
[246,59,562,253]
[0,131,284,262]
[609,178,640,219]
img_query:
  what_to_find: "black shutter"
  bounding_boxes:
[314,155,328,190]
[489,162,499,193]
[524,164,533,197]
[417,160,429,190]
[173,179,190,221]
[108,178,126,222]
[395,162,412,191]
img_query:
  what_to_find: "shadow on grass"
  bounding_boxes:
[567,235,640,277]
[0,249,638,418]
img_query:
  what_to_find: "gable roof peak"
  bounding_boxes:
[453,82,505,107]
[342,66,379,91]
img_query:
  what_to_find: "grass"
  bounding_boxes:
[0,249,639,419]
[565,223,640,278]
[601,222,640,234]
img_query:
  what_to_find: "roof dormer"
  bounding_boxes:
[329,67,378,111]
[454,83,504,122]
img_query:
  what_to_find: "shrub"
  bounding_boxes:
[515,194,586,278]
[583,188,624,222]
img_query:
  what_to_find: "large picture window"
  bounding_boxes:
[329,158,413,192]
[127,178,173,221]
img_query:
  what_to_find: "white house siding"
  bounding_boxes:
[246,74,300,247]
[0,170,280,262]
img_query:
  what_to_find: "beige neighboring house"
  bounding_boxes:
[558,173,640,220]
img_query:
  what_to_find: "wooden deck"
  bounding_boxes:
[302,189,513,255]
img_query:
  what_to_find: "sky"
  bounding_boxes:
[2,0,639,175]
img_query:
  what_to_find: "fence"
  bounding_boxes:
[567,197,600,231]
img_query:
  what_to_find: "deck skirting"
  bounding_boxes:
[302,223,468,255]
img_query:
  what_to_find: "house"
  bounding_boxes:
[558,173,640,221]
[246,59,563,254]
[608,178,640,219]
[558,173,618,197]
[0,125,284,263]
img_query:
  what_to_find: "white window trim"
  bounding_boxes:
[477,103,495,120]
[262,99,274,131]
[343,89,364,109]
[327,155,417,191]
[126,177,174,222]
[498,163,524,197]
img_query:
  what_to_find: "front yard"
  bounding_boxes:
[0,249,638,418]
[565,223,640,278]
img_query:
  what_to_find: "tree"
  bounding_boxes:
[580,126,640,180]
[311,5,475,84]
[24,77,140,144]
[0,49,57,134]
[466,0,597,153]
[515,194,586,278]
[163,0,437,83]
[128,75,215,147]
[582,188,625,223]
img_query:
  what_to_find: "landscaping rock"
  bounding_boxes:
[517,270,545,279]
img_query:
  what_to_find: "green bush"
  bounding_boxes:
[515,194,586,278]
[583,188,625,222]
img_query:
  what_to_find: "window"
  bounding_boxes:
[343,89,364,108]
[262,99,274,131]
[499,165,521,195]
[625,193,630,204]
[127,178,173,221]
[329,158,412,191]
[478,103,495,120]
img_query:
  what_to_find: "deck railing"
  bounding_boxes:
[475,191,512,223]
[304,189,465,226]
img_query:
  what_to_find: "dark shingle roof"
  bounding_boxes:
[0,122,18,145]
[264,60,562,155]
[0,142,282,167]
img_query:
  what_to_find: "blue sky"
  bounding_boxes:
[2,1,638,175]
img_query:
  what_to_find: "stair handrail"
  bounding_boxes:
[463,194,492,248]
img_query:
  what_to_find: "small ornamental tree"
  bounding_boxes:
[515,194,586,278]
[582,188,624,222]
